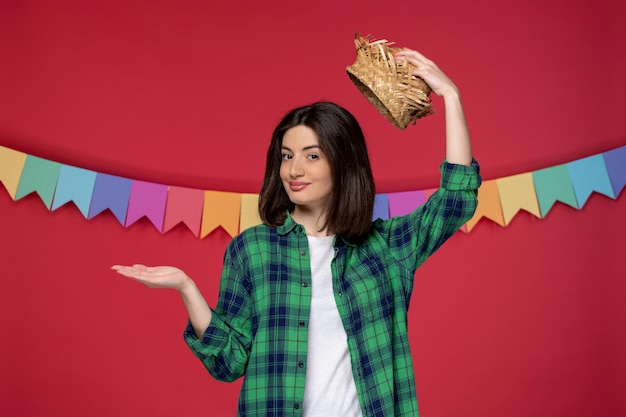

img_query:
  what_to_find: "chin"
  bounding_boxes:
[288,197,307,206]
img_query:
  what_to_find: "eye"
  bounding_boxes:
[307,153,319,160]
[281,153,292,160]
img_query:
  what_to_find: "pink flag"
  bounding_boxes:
[125,180,168,232]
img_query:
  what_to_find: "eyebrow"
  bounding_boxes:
[281,145,321,152]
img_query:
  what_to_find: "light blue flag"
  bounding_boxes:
[373,194,389,220]
[52,165,98,217]
[532,164,578,217]
[567,154,615,207]
[14,155,62,209]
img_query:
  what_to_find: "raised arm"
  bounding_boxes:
[111,264,212,339]
[394,49,473,166]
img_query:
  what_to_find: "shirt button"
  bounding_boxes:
[299,250,306,256]
[302,282,308,287]
[294,403,300,410]
[299,321,305,327]
[298,362,304,368]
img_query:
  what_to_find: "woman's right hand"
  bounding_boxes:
[111,264,191,291]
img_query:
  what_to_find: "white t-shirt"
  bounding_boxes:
[302,235,362,417]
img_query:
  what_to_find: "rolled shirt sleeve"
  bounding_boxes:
[183,246,253,382]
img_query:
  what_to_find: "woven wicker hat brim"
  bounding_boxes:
[346,35,434,130]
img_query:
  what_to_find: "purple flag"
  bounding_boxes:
[88,173,132,225]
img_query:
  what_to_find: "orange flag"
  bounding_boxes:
[465,180,504,232]
[201,191,241,238]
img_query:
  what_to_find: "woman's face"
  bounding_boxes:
[280,125,333,213]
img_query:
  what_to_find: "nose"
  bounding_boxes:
[289,157,304,178]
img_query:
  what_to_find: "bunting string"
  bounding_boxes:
[1,144,624,238]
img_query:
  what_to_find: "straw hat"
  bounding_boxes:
[346,33,434,130]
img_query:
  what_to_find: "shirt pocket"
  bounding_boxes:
[347,258,394,322]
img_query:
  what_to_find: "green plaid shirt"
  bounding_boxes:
[184,159,481,417]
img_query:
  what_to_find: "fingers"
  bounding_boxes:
[111,265,132,275]
[394,49,440,80]
[111,264,149,280]
[111,266,155,290]
[392,48,459,97]
[111,264,146,272]
[394,48,428,62]
[111,264,187,291]
[111,265,138,278]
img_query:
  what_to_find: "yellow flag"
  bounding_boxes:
[0,146,28,199]
[239,193,262,232]
[497,173,541,225]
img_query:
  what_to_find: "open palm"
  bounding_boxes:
[111,264,190,290]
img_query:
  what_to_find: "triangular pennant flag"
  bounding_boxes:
[0,145,27,199]
[201,190,241,238]
[239,193,262,232]
[388,190,425,218]
[125,180,168,231]
[373,194,389,220]
[52,165,97,217]
[567,154,615,206]
[163,186,204,237]
[88,173,132,225]
[532,164,579,217]
[602,146,626,197]
[14,155,61,209]
[465,180,504,232]
[496,173,541,225]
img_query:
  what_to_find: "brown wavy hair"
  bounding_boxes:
[259,102,375,242]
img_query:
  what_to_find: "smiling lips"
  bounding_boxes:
[289,181,309,191]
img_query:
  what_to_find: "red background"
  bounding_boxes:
[1,1,625,416]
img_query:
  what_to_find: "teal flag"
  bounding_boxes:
[14,156,62,209]
[532,164,578,217]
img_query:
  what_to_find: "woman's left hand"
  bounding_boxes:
[394,49,459,98]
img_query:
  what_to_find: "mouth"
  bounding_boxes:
[288,181,309,191]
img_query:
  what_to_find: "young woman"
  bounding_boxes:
[112,48,481,417]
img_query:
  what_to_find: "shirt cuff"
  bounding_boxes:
[183,310,230,357]
[439,158,481,191]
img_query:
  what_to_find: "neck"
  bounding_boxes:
[291,207,329,236]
